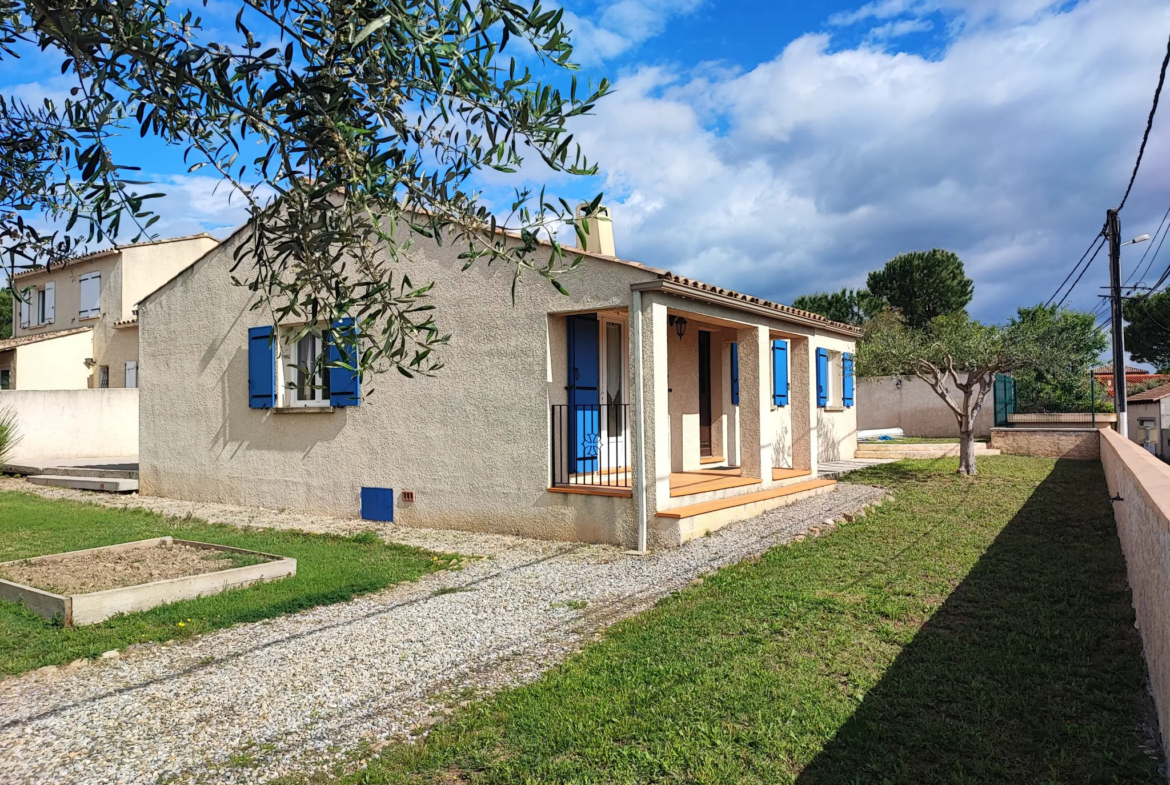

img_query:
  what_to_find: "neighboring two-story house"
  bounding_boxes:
[1,234,218,390]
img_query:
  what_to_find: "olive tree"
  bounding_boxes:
[0,0,609,379]
[857,308,1070,475]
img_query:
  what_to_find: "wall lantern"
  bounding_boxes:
[668,315,688,340]
[84,358,97,369]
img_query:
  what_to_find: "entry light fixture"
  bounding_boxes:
[668,315,688,340]
[83,358,97,369]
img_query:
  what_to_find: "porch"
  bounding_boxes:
[546,295,852,545]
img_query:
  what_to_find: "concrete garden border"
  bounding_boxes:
[0,537,296,626]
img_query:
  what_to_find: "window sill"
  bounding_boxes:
[823,405,846,412]
[78,315,100,322]
[274,406,335,414]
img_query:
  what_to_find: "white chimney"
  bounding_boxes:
[574,203,615,257]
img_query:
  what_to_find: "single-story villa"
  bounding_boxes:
[137,211,859,549]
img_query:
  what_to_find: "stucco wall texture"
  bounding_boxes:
[139,225,857,547]
[859,375,993,438]
[989,428,1101,460]
[13,329,94,390]
[0,388,138,461]
[1100,427,1170,757]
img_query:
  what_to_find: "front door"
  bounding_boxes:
[698,331,712,457]
[567,314,600,474]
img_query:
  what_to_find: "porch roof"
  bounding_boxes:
[557,241,861,338]
[627,273,863,338]
[0,326,92,352]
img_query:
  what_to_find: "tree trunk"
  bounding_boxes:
[958,421,977,476]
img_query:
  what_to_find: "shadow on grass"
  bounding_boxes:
[798,459,1163,784]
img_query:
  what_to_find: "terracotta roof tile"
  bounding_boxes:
[0,326,92,352]
[12,233,217,279]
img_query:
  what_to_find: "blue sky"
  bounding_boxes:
[4,0,1169,328]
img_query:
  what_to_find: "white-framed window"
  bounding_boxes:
[125,361,138,389]
[827,349,844,407]
[79,272,101,319]
[18,289,29,328]
[280,329,330,407]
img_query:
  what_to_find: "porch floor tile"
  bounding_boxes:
[669,470,761,498]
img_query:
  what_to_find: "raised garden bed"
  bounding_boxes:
[0,537,296,626]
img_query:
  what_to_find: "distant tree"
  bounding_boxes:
[792,288,874,326]
[0,292,10,340]
[1010,305,1108,413]
[858,309,1082,475]
[1124,290,1170,372]
[866,249,974,330]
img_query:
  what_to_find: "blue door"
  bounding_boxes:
[567,314,600,474]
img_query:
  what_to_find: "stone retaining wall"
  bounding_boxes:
[989,427,1100,460]
[1100,428,1170,757]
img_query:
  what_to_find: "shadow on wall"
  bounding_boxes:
[211,348,348,460]
[817,410,840,463]
[772,417,792,470]
[795,460,1161,784]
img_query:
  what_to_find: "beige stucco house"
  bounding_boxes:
[2,234,219,391]
[138,214,859,549]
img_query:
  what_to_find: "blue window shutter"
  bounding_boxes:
[248,326,275,409]
[772,340,789,406]
[843,352,855,407]
[816,348,829,407]
[329,318,361,407]
[730,342,740,405]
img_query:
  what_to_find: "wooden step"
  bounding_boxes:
[658,478,837,519]
[699,455,725,465]
[771,468,812,481]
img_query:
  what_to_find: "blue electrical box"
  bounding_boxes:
[360,487,394,522]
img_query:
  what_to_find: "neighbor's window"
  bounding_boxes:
[284,330,330,407]
[98,365,109,389]
[0,369,10,389]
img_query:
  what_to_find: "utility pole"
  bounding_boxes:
[1107,208,1128,438]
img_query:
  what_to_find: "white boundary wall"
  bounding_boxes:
[858,375,993,438]
[1100,427,1170,756]
[0,389,138,461]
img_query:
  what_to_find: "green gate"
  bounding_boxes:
[993,374,1017,427]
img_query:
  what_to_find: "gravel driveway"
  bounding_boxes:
[0,478,886,785]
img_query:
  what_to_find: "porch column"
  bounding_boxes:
[736,325,769,481]
[791,335,813,473]
[635,293,672,517]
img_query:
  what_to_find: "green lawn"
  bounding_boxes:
[282,456,1162,785]
[0,491,451,675]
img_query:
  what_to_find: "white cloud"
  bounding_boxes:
[562,0,1170,321]
[562,0,705,64]
[868,18,934,40]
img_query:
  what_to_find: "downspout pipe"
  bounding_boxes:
[632,288,648,553]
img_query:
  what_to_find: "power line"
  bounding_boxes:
[1046,228,1106,307]
[1056,235,1106,308]
[1118,29,1170,212]
[1138,219,1170,292]
[1125,202,1170,288]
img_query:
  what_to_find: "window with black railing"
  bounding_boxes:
[551,403,631,490]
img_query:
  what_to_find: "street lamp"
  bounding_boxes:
[1122,234,1151,247]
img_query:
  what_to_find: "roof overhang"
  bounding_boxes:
[631,278,862,339]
